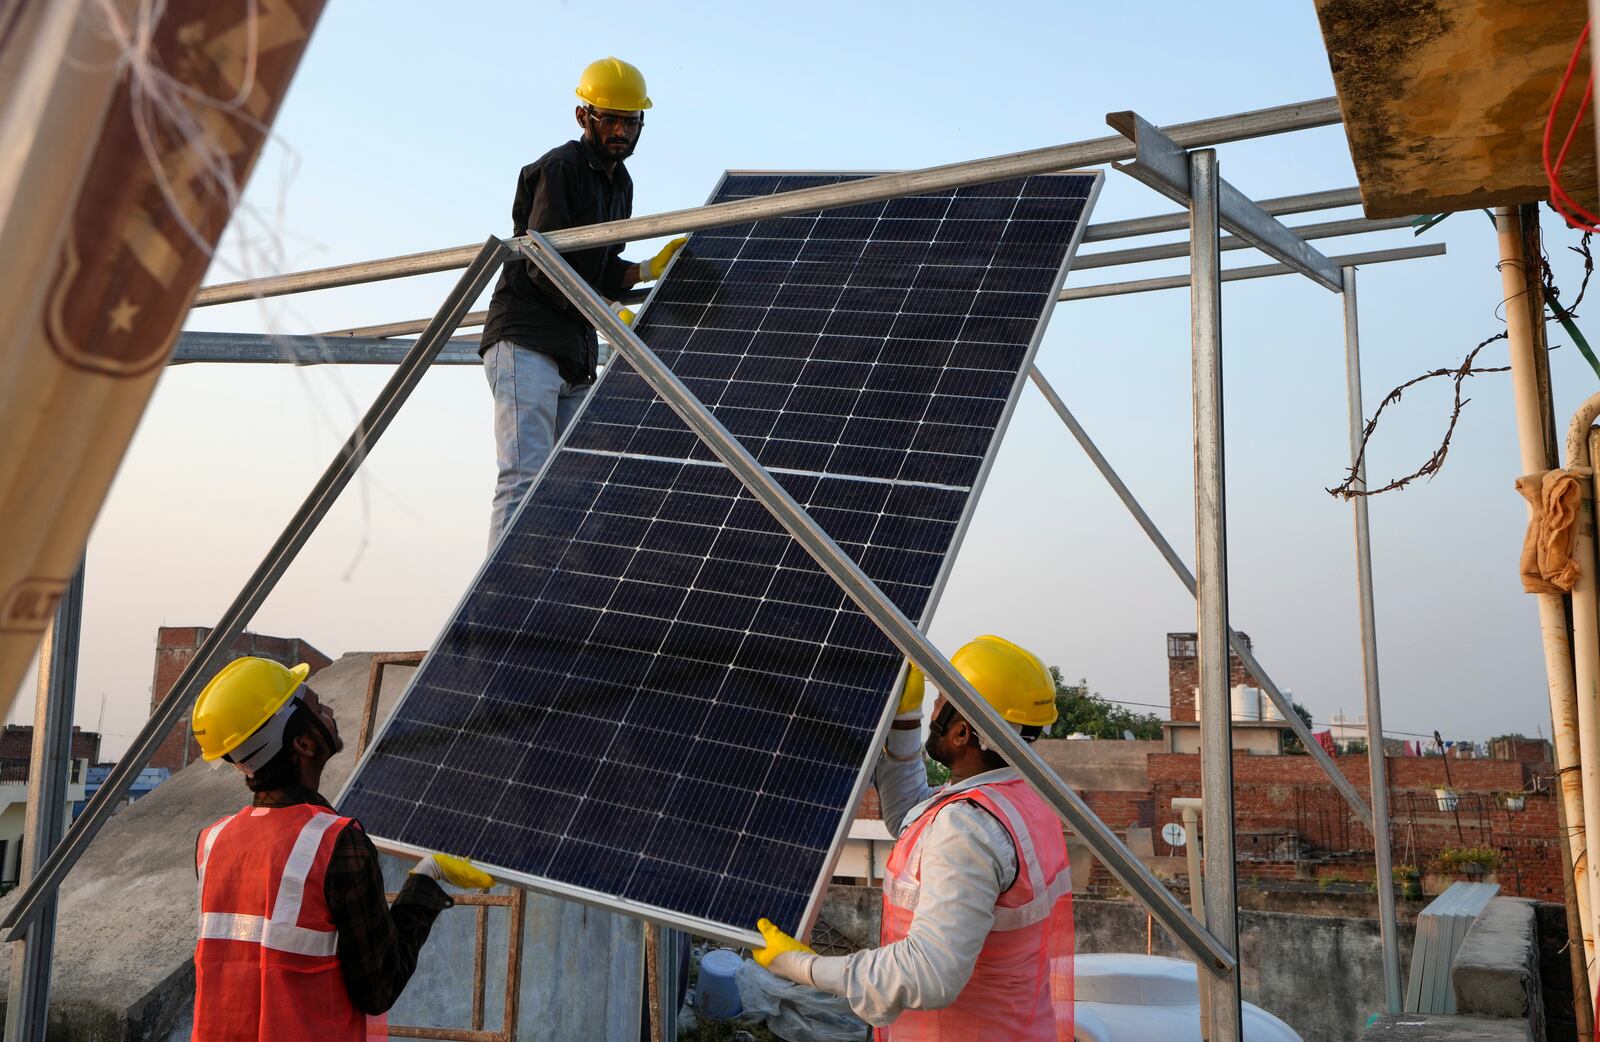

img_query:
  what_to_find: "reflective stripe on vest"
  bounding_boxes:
[198,912,340,957]
[196,810,342,957]
[882,785,1072,931]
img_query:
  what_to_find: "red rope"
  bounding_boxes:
[1544,21,1600,232]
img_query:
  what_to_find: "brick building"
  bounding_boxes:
[148,627,331,771]
[0,725,101,773]
[853,631,1566,903]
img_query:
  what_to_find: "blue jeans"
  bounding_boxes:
[484,341,590,548]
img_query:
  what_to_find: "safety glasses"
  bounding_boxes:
[586,107,644,131]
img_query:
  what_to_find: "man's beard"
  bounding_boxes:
[588,126,636,161]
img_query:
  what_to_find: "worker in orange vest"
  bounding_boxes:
[753,636,1075,1041]
[188,657,494,1040]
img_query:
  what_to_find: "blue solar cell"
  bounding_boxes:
[339,169,1099,943]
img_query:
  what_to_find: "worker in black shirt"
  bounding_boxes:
[479,56,685,544]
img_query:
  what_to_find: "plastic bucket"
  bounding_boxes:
[696,948,744,1020]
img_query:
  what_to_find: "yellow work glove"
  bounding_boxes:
[609,300,636,326]
[896,662,925,719]
[411,853,495,890]
[753,917,817,986]
[644,236,687,281]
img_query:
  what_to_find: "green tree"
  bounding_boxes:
[1044,667,1163,740]
[1281,702,1317,755]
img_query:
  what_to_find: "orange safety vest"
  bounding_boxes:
[878,777,1074,1041]
[193,804,380,1041]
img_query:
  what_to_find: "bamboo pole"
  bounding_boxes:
[1497,207,1597,999]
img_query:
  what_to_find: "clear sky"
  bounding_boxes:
[20,1,1594,759]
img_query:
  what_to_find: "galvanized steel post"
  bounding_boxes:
[1189,148,1244,1040]
[1341,266,1403,1010]
[3,561,83,1042]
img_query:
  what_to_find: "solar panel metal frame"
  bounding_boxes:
[337,167,1104,948]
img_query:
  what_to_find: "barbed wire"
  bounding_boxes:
[1328,218,1594,499]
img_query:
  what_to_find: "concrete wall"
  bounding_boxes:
[1164,721,1288,756]
[1032,739,1160,792]
[1073,900,1412,1042]
[0,653,643,1041]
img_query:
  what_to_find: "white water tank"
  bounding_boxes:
[1230,684,1261,721]
[1261,690,1286,721]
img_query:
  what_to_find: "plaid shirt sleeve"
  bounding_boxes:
[324,821,453,1015]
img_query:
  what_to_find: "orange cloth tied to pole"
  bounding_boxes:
[1517,469,1586,593]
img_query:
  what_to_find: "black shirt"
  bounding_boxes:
[479,137,635,385]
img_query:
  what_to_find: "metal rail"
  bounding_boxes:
[0,240,507,940]
[1080,187,1362,242]
[1073,215,1415,270]
[1342,266,1403,1010]
[519,230,1236,976]
[165,242,1446,367]
[327,313,486,338]
[1025,370,1374,831]
[1188,148,1245,1039]
[1059,244,1445,301]
[191,98,1340,308]
[168,332,482,366]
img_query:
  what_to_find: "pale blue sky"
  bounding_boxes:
[28,2,1594,757]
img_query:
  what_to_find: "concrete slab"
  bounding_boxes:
[1453,897,1543,1037]
[1362,1012,1534,1041]
[0,653,642,1040]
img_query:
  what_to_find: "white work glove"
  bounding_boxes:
[411,853,494,890]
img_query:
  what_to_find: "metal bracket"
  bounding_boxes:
[1107,111,1345,292]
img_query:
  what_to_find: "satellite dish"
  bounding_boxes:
[1162,822,1187,848]
[1122,729,1136,741]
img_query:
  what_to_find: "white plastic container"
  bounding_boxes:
[1230,685,1261,722]
[1073,954,1303,1041]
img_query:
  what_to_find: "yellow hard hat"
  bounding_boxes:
[950,635,1058,728]
[576,57,652,111]
[192,657,310,763]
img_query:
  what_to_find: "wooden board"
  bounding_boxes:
[1315,0,1597,217]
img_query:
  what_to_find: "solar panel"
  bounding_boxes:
[338,169,1103,944]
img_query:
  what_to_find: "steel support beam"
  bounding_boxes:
[1109,112,1342,291]
[2,563,82,1042]
[1341,267,1403,1010]
[517,230,1237,977]
[1058,244,1445,301]
[191,98,1340,308]
[1189,148,1245,1040]
[0,240,506,940]
[1025,369,1374,831]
